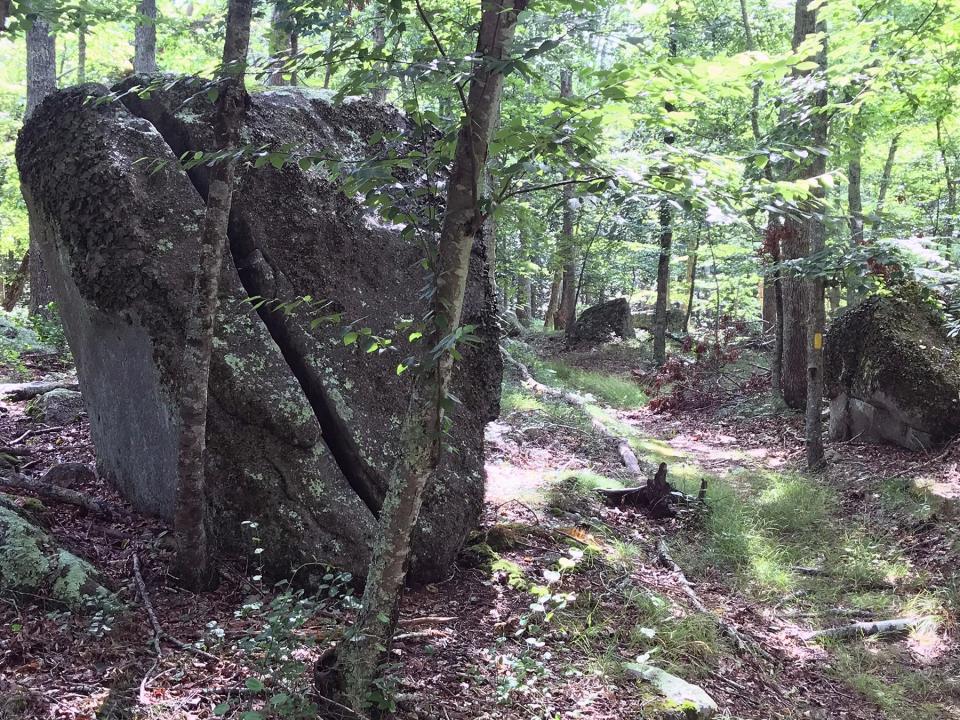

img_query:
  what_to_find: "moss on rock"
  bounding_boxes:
[825,291,960,449]
[0,506,115,612]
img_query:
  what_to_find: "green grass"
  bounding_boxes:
[670,470,917,603]
[541,360,647,409]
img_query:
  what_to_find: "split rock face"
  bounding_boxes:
[16,80,501,583]
[824,293,960,451]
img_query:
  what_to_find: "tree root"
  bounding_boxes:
[0,381,79,401]
[0,471,131,519]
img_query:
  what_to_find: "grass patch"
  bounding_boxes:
[876,478,935,524]
[672,470,916,603]
[501,383,545,414]
[541,360,647,409]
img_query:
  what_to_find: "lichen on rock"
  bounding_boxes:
[0,505,115,612]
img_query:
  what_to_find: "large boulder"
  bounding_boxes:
[825,294,960,450]
[568,297,635,344]
[16,80,501,583]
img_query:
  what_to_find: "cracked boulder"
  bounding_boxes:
[825,294,960,451]
[16,81,501,583]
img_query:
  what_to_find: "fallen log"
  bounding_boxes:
[0,380,79,401]
[0,471,131,519]
[807,617,929,641]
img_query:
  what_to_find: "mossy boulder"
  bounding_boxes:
[824,295,960,450]
[36,388,85,424]
[569,298,635,344]
[0,504,114,611]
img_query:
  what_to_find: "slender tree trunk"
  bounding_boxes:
[77,20,87,83]
[683,226,700,334]
[3,251,29,312]
[556,70,577,332]
[267,3,292,86]
[323,30,335,89]
[370,4,387,103]
[543,267,562,330]
[337,2,528,711]
[26,17,56,317]
[796,4,829,470]
[0,1,10,31]
[653,21,678,365]
[172,0,252,591]
[937,118,956,241]
[482,165,499,305]
[846,109,864,305]
[134,0,158,74]
[872,132,900,238]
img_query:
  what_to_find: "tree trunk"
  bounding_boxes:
[267,3,293,86]
[26,17,56,318]
[683,224,700,334]
[370,5,387,103]
[172,0,252,591]
[872,132,900,237]
[937,118,956,241]
[543,267,562,330]
[653,21,678,365]
[556,70,577,332]
[77,20,87,83]
[797,3,829,469]
[336,2,527,711]
[134,0,158,74]
[2,251,29,312]
[778,0,826,412]
[482,167,499,305]
[846,107,864,305]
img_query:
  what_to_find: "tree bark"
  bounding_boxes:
[779,1,826,412]
[543,266,562,330]
[26,16,56,318]
[2,251,28,312]
[172,0,252,591]
[683,226,699,334]
[337,1,527,710]
[556,70,577,332]
[872,132,900,238]
[267,2,292,86]
[77,19,87,83]
[653,20,678,365]
[937,118,956,241]
[797,4,829,470]
[134,0,158,74]
[846,109,864,305]
[370,4,387,102]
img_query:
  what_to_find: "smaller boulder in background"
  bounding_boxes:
[568,298,635,344]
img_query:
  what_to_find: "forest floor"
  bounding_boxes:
[0,330,959,720]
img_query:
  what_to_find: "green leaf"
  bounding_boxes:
[213,703,231,716]
[245,677,265,692]
[343,331,359,346]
